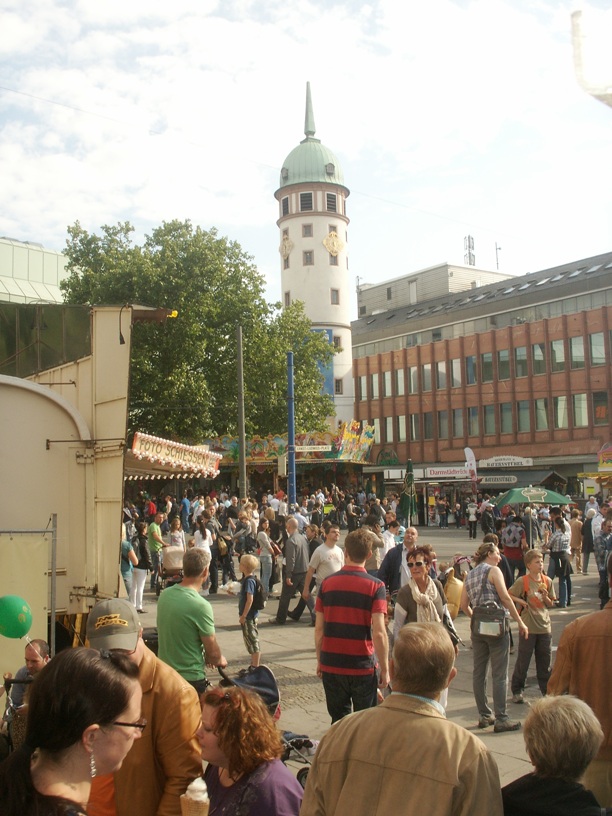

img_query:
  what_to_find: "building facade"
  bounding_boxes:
[275,83,354,425]
[0,236,68,303]
[352,251,612,500]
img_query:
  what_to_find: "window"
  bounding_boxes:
[329,254,338,266]
[593,392,609,425]
[436,361,447,389]
[570,336,585,369]
[370,373,379,399]
[328,224,336,234]
[484,405,495,435]
[532,343,546,375]
[438,410,448,439]
[302,224,313,238]
[333,335,342,349]
[468,406,479,436]
[451,359,462,387]
[334,379,343,395]
[550,339,565,372]
[359,305,366,316]
[397,415,406,442]
[326,193,337,212]
[590,332,605,366]
[300,192,313,211]
[409,415,419,441]
[408,366,418,394]
[421,363,432,391]
[284,291,290,308]
[514,346,528,378]
[465,355,477,385]
[535,398,548,430]
[281,197,289,216]
[283,256,289,270]
[452,408,463,438]
[358,375,366,401]
[382,371,392,397]
[554,396,568,429]
[481,352,493,383]
[331,288,339,305]
[303,250,313,266]
[386,287,392,301]
[282,228,288,237]
[423,412,434,439]
[497,349,510,380]
[500,403,512,434]
[385,416,394,442]
[372,418,380,444]
[395,369,405,396]
[573,394,588,427]
[517,400,530,432]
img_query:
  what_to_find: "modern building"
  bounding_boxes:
[0,236,68,303]
[352,251,612,510]
[275,83,354,425]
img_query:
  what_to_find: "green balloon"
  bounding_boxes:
[0,595,33,639]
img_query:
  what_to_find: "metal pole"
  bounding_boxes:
[237,326,248,500]
[51,514,57,656]
[287,351,296,509]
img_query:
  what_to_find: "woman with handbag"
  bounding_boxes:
[257,518,280,595]
[460,540,529,733]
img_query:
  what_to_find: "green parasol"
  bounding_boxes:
[491,486,571,507]
[399,459,418,525]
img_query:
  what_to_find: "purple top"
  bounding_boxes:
[204,759,303,816]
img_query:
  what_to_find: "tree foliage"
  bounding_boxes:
[61,220,335,441]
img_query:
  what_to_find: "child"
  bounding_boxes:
[238,554,261,668]
[508,549,556,703]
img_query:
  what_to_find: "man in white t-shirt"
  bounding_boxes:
[301,526,345,621]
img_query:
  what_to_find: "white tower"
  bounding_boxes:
[275,83,354,426]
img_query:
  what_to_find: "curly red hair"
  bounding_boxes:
[201,686,283,777]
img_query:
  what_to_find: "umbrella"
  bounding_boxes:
[490,486,571,507]
[399,460,418,526]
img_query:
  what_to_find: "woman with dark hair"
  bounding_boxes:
[198,685,303,816]
[130,520,152,613]
[392,545,445,639]
[0,647,142,816]
[545,515,572,608]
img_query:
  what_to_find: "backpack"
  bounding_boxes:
[252,576,267,611]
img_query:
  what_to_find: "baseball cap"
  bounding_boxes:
[86,599,140,651]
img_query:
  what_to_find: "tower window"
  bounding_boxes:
[303,250,314,266]
[333,335,342,349]
[329,254,338,266]
[334,379,343,395]
[328,224,336,234]
[282,228,288,238]
[300,192,313,211]
[282,197,289,216]
[326,193,337,212]
[331,288,340,305]
[302,224,313,238]
[284,256,289,269]
[326,163,335,175]
[284,291,290,308]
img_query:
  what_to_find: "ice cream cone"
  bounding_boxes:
[180,794,210,816]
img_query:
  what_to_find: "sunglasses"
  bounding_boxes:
[407,561,425,568]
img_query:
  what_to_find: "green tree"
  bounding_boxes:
[61,219,335,441]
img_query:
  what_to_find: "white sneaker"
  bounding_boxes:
[512,693,524,704]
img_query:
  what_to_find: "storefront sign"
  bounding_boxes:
[480,475,518,485]
[478,456,533,468]
[425,467,469,479]
[132,432,221,476]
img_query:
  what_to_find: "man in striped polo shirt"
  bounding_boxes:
[315,527,389,723]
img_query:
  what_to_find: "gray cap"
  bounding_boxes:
[86,599,140,651]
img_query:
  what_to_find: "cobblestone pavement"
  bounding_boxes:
[143,525,602,787]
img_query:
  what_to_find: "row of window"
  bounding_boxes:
[281,192,341,216]
[284,289,340,308]
[369,392,609,444]
[284,250,340,269]
[358,333,610,400]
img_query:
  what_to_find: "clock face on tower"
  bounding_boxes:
[323,231,344,257]
[279,235,294,259]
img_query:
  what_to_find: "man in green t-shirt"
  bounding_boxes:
[157,548,227,694]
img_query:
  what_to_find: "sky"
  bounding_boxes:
[1,0,611,319]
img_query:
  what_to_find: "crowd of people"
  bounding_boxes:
[2,483,612,816]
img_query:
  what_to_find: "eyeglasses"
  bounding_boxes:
[113,717,147,732]
[407,561,425,568]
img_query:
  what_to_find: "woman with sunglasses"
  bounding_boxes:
[392,545,446,640]
[198,685,303,816]
[0,647,142,816]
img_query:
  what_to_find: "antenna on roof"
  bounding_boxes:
[495,242,502,270]
[464,235,475,266]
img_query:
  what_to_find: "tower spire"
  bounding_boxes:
[304,81,316,139]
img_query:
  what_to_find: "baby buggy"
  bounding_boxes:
[217,665,316,789]
[155,545,185,596]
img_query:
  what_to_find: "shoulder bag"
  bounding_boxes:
[470,568,507,638]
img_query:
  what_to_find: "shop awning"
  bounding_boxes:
[124,432,222,481]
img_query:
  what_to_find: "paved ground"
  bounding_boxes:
[141,526,601,787]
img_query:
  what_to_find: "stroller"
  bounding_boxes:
[217,665,316,789]
[155,545,184,596]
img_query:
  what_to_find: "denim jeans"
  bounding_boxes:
[150,549,162,590]
[507,557,526,582]
[259,557,272,593]
[511,632,552,695]
[471,630,511,722]
[321,671,378,723]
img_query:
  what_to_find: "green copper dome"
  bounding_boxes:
[278,83,345,189]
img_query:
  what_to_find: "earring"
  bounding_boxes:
[90,750,97,779]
